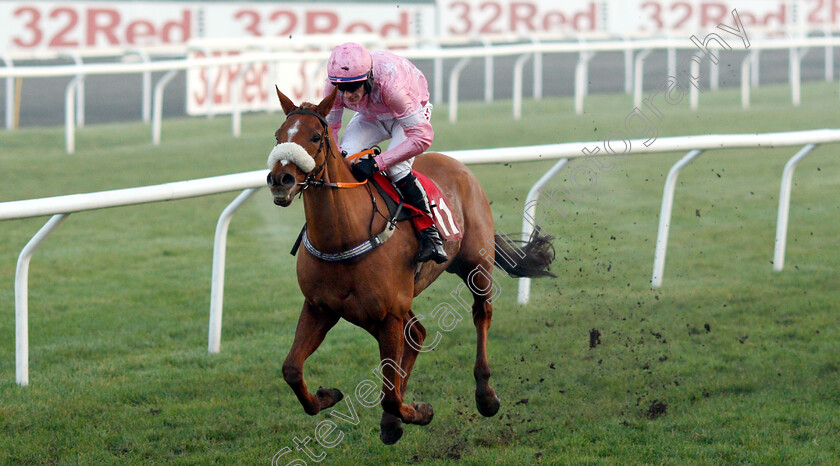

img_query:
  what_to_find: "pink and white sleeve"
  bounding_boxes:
[374,111,433,170]
[373,85,433,170]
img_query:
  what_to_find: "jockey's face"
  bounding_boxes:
[341,86,366,105]
[336,80,366,106]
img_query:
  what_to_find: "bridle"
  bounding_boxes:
[280,108,396,261]
[285,108,331,190]
[284,108,368,191]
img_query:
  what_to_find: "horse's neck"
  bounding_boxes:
[303,148,375,250]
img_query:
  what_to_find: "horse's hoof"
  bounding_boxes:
[411,402,434,426]
[476,391,501,417]
[379,414,404,445]
[315,387,344,410]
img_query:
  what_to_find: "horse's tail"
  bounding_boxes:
[494,228,557,278]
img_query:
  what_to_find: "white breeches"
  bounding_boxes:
[339,103,433,182]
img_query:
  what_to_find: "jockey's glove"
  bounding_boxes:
[351,158,379,181]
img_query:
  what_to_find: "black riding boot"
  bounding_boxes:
[395,174,449,264]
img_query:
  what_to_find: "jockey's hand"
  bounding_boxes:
[351,158,379,181]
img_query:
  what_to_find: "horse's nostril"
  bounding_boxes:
[280,173,296,188]
[266,173,275,186]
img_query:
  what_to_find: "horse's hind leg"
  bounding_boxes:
[380,310,427,445]
[459,265,502,417]
[282,301,342,416]
[376,315,434,428]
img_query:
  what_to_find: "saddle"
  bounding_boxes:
[290,170,462,260]
[369,171,462,242]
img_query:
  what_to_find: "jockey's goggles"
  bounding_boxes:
[335,80,366,93]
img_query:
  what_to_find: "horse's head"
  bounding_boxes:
[266,86,337,207]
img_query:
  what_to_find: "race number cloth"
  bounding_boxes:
[371,171,463,241]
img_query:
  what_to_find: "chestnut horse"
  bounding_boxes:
[266,86,555,444]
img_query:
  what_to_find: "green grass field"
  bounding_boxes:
[1,81,839,464]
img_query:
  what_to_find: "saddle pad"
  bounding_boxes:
[371,171,463,241]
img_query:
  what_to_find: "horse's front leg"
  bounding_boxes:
[376,315,434,428]
[380,310,427,444]
[282,301,342,416]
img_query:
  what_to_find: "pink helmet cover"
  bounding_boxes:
[328,42,373,83]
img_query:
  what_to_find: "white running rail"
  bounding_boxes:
[1,129,838,385]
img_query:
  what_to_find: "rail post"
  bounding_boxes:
[575,50,595,115]
[64,75,85,154]
[741,50,756,109]
[512,53,532,120]
[633,49,652,109]
[231,62,255,138]
[125,48,152,123]
[773,144,818,271]
[152,70,179,145]
[518,158,569,304]
[448,57,471,123]
[60,51,85,128]
[16,214,69,386]
[479,37,494,103]
[208,188,261,354]
[2,53,13,130]
[651,149,703,288]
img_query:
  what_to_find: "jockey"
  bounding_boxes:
[324,42,448,264]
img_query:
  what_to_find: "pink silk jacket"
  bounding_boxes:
[324,50,434,171]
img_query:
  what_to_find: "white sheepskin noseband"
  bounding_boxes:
[267,142,316,173]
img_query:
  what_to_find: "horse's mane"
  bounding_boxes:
[298,102,319,111]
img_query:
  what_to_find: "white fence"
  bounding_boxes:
[3,34,840,153]
[1,129,837,386]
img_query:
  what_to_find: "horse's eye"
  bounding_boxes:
[311,134,322,143]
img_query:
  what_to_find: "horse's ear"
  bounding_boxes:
[275,85,297,115]
[316,86,338,117]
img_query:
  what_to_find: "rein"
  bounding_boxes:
[283,108,396,262]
